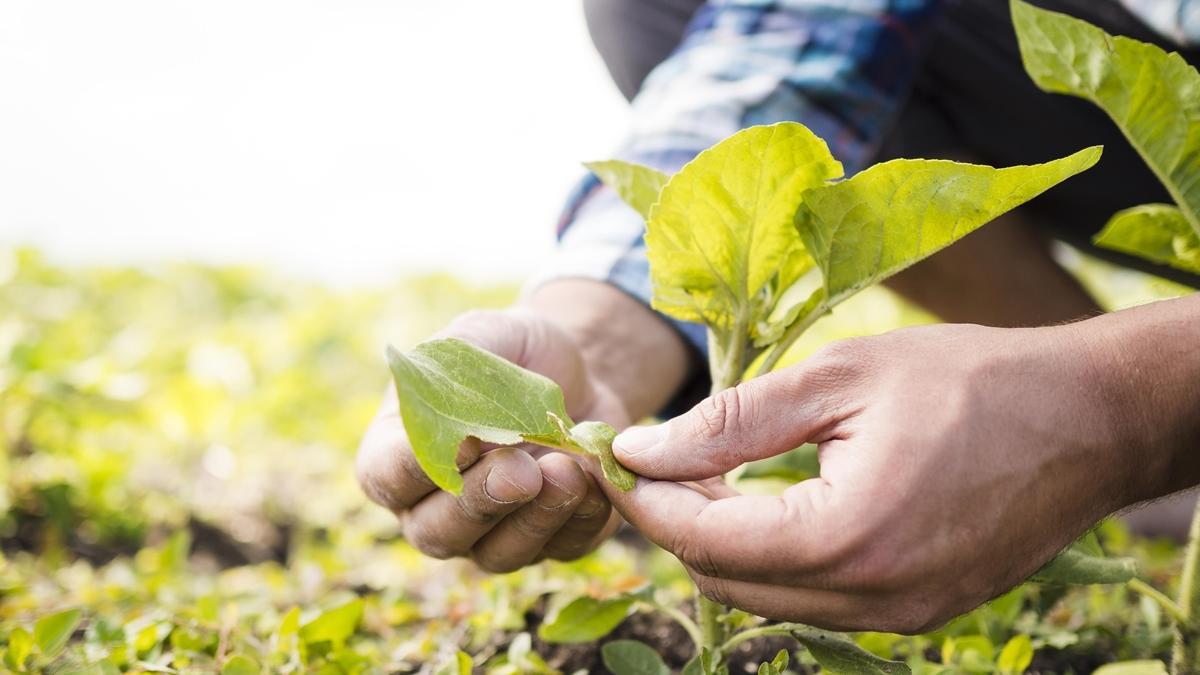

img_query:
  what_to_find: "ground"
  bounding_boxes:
[0,247,1192,673]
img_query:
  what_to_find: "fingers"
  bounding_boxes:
[612,360,853,481]
[541,468,617,561]
[402,448,542,559]
[471,454,594,572]
[604,475,843,584]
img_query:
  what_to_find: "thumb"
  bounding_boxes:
[613,366,842,481]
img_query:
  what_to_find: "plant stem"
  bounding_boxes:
[1172,494,1200,674]
[719,623,801,653]
[640,600,704,649]
[755,305,826,376]
[1128,578,1189,626]
[695,323,750,655]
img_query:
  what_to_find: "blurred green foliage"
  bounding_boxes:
[0,246,1192,673]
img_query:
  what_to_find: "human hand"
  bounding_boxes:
[604,321,1162,633]
[356,308,628,572]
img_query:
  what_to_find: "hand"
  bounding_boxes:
[604,321,1162,633]
[356,308,628,572]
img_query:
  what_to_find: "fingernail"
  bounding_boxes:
[484,467,530,503]
[540,475,581,510]
[613,424,666,457]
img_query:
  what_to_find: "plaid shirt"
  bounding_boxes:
[532,0,1200,355]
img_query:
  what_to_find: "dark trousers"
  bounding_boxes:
[584,0,1200,288]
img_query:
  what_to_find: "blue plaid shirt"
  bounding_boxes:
[532,0,1200,354]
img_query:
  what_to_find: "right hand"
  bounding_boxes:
[356,308,628,572]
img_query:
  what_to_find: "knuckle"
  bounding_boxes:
[692,573,733,607]
[674,530,722,578]
[695,384,751,448]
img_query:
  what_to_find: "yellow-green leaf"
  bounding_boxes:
[997,635,1035,675]
[586,160,669,221]
[299,599,362,650]
[388,338,572,494]
[5,627,32,671]
[389,338,634,494]
[795,148,1101,309]
[1094,661,1170,675]
[1013,0,1200,238]
[1095,204,1200,273]
[221,654,260,675]
[34,608,82,659]
[537,595,634,644]
[645,122,842,328]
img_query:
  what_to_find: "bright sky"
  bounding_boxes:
[0,1,630,285]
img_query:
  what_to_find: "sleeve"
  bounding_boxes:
[527,0,942,398]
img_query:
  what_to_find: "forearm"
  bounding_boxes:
[521,278,691,421]
[1079,293,1200,504]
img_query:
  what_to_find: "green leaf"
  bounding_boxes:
[34,608,82,659]
[601,640,669,675]
[586,160,670,221]
[221,654,260,675]
[5,627,32,671]
[1012,0,1200,239]
[996,635,1034,675]
[1093,661,1170,675]
[566,420,636,491]
[1095,204,1200,273]
[1030,539,1138,585]
[299,599,362,649]
[537,595,634,644]
[795,148,1102,312]
[389,338,635,494]
[757,649,790,675]
[644,122,842,328]
[792,627,911,675]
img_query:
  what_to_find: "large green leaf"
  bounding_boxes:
[537,595,634,644]
[795,148,1102,310]
[1095,204,1200,274]
[34,608,82,659]
[791,627,911,674]
[388,338,634,494]
[643,122,842,328]
[600,640,669,675]
[585,160,669,222]
[1012,0,1200,238]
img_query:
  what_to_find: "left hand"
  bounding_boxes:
[603,321,1160,633]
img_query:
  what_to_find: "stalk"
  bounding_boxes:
[696,322,750,655]
[1172,494,1200,673]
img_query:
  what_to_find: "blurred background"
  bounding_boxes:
[0,1,1194,673]
[1,0,628,285]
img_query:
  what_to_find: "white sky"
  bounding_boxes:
[0,1,630,285]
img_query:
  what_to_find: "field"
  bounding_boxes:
[0,246,1192,673]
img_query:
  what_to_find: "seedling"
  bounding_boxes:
[390,59,1134,675]
[1013,1,1200,672]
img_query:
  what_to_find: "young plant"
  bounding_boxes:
[390,116,1126,671]
[1013,1,1200,672]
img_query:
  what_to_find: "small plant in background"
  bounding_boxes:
[391,108,1137,669]
[1013,1,1200,673]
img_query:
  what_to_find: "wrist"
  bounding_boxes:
[519,279,691,421]
[1062,294,1200,507]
